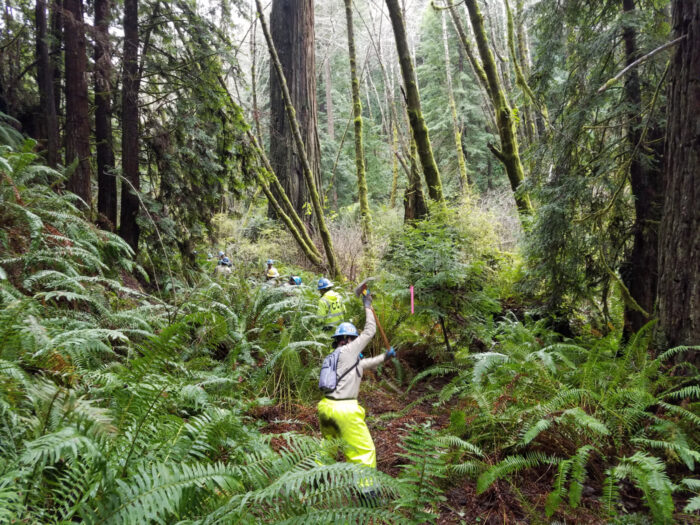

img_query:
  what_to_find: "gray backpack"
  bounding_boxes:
[319,348,360,393]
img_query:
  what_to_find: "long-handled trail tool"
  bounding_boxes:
[354,277,391,351]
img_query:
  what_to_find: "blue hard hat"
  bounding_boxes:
[317,277,333,290]
[222,257,230,264]
[218,251,224,256]
[267,259,274,265]
[332,322,358,339]
[290,276,302,285]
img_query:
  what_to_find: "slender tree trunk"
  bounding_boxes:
[442,10,468,192]
[267,0,322,223]
[95,0,117,230]
[63,0,92,209]
[344,0,372,245]
[462,0,533,218]
[35,0,59,168]
[324,57,334,141]
[389,122,399,208]
[619,0,663,339]
[385,0,444,204]
[515,0,536,144]
[404,137,428,222]
[656,0,700,352]
[250,14,263,145]
[119,0,140,251]
[256,0,340,278]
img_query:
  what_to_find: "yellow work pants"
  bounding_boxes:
[317,398,376,469]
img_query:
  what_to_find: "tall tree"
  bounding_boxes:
[256,0,340,278]
[619,0,664,339]
[63,0,92,208]
[35,0,59,167]
[344,0,372,245]
[95,0,117,229]
[268,0,322,221]
[385,0,445,204]
[449,0,533,218]
[656,0,699,351]
[120,0,140,251]
[441,9,468,191]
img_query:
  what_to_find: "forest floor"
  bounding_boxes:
[250,354,606,524]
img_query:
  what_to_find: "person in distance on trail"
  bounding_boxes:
[317,278,346,331]
[265,259,280,281]
[317,290,396,472]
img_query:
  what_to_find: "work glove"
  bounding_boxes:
[385,347,396,359]
[362,289,373,309]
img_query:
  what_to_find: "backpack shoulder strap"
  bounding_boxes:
[336,356,361,384]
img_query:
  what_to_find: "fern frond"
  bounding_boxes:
[477,452,558,494]
[97,462,242,525]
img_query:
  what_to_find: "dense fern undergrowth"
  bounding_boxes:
[1,128,699,524]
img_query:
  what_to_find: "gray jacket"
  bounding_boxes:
[326,307,385,400]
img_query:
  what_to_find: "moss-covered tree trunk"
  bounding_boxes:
[389,122,400,208]
[385,0,444,205]
[441,10,468,192]
[462,0,532,218]
[256,0,340,278]
[344,0,372,245]
[404,138,429,222]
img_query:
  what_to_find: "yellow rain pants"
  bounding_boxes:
[317,398,376,469]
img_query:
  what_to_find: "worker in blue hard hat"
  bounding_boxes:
[317,289,396,485]
[317,278,346,331]
[266,259,280,281]
[289,275,302,286]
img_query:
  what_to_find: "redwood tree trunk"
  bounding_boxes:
[268,0,321,222]
[95,0,117,230]
[656,0,700,352]
[63,0,92,208]
[119,0,140,251]
[35,0,59,167]
[620,0,663,339]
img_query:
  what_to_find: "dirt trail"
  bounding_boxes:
[251,368,603,524]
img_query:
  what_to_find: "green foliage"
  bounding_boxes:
[395,423,447,524]
[382,206,502,355]
[412,309,700,520]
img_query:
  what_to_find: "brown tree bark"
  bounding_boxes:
[35,0,59,168]
[619,0,664,339]
[385,0,444,205]
[119,0,140,251]
[656,0,700,351]
[50,0,62,118]
[95,0,117,230]
[268,0,322,222]
[63,0,92,208]
[257,0,340,278]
